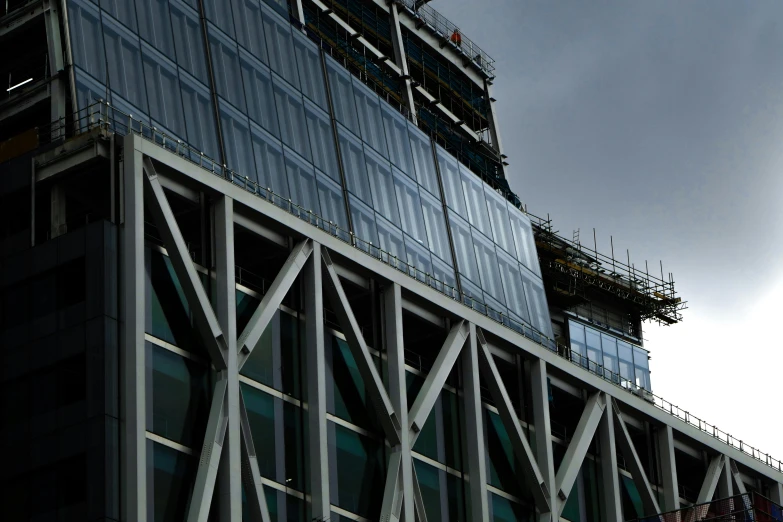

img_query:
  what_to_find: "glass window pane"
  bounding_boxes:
[409,124,439,196]
[413,459,442,521]
[348,196,378,253]
[305,100,340,181]
[449,213,479,284]
[137,0,174,55]
[74,67,107,122]
[376,215,406,268]
[366,148,399,226]
[569,320,587,365]
[472,229,504,304]
[293,30,328,109]
[497,249,529,323]
[508,204,539,274]
[274,77,311,161]
[327,335,377,428]
[485,409,522,497]
[284,148,320,216]
[250,122,288,197]
[69,0,106,84]
[231,0,268,60]
[104,16,148,112]
[405,234,432,283]
[338,126,371,202]
[437,146,466,215]
[585,326,602,372]
[431,255,457,293]
[147,440,196,522]
[490,493,530,522]
[145,342,209,447]
[240,50,278,135]
[170,0,209,83]
[353,78,387,156]
[141,42,186,138]
[209,24,245,111]
[180,71,220,159]
[420,190,451,263]
[461,166,491,237]
[220,100,254,177]
[485,186,515,255]
[520,266,551,337]
[101,0,138,32]
[262,6,299,88]
[382,104,414,176]
[325,56,359,134]
[203,0,235,36]
[618,341,633,362]
[393,168,426,243]
[328,422,384,519]
[633,347,649,370]
[316,171,349,231]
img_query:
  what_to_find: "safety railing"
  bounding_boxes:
[397,0,495,77]
[43,100,783,476]
[628,492,783,522]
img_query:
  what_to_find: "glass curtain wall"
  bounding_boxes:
[567,320,651,391]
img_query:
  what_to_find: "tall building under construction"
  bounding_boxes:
[0,0,781,520]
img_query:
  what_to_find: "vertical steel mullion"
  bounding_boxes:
[599,399,622,522]
[121,134,147,522]
[657,425,680,512]
[305,242,330,519]
[214,196,241,520]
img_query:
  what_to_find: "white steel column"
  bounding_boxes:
[381,283,414,522]
[463,323,489,522]
[214,197,242,520]
[306,242,330,520]
[657,425,680,511]
[121,135,146,522]
[598,398,622,522]
[389,2,418,124]
[530,360,556,522]
[717,455,734,501]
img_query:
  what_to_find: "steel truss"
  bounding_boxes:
[120,134,783,522]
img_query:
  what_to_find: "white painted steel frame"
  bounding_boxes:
[121,133,783,522]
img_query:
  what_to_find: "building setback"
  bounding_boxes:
[0,0,781,521]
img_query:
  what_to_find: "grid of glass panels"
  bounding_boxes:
[568,319,651,390]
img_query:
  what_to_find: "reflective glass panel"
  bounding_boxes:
[145,342,209,447]
[585,326,602,372]
[304,100,340,181]
[449,213,480,284]
[602,333,619,381]
[137,0,174,55]
[104,15,148,112]
[472,229,504,304]
[405,234,433,282]
[325,57,360,134]
[284,148,320,216]
[520,266,551,336]
[316,171,349,231]
[507,204,539,275]
[274,77,311,161]
[376,215,406,268]
[338,126,371,202]
[431,255,457,292]
[366,148,399,225]
[180,71,219,159]
[419,190,451,263]
[220,100,255,177]
[485,409,522,498]
[490,493,529,522]
[382,104,414,175]
[349,196,378,253]
[147,440,196,522]
[209,23,245,111]
[250,123,288,196]
[232,0,268,60]
[569,320,587,366]
[293,30,328,109]
[497,249,529,323]
[69,0,106,83]
[327,335,377,428]
[262,6,299,87]
[141,42,186,138]
[393,168,426,243]
[485,185,515,256]
[437,147,466,215]
[328,422,384,519]
[240,50,279,135]
[460,166,491,237]
[170,0,209,83]
[203,0,235,37]
[409,124,440,196]
[353,78,388,156]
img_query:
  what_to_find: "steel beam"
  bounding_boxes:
[697,454,725,504]
[237,239,313,369]
[381,284,414,521]
[612,400,661,516]
[306,243,330,520]
[121,138,146,522]
[186,380,229,522]
[463,323,489,522]
[476,328,551,512]
[238,392,272,522]
[321,248,402,446]
[598,398,622,522]
[389,2,417,124]
[214,197,242,520]
[408,320,468,442]
[657,425,680,512]
[142,157,227,369]
[530,359,556,522]
[380,451,403,522]
[555,393,605,515]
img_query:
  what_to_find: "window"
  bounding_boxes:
[142,43,186,138]
[209,24,245,111]
[353,78,387,157]
[274,78,311,161]
[250,123,288,197]
[508,205,539,275]
[485,186,515,256]
[231,0,268,60]
[326,57,359,134]
[284,148,320,218]
[382,104,414,176]
[409,124,439,197]
[316,171,349,232]
[437,146,466,216]
[348,196,378,254]
[420,189,451,263]
[449,213,479,285]
[220,100,254,177]
[137,0,174,55]
[376,215,406,268]
[338,126,371,202]
[293,30,327,109]
[472,230,504,305]
[180,72,219,159]
[498,249,529,323]
[366,149,399,226]
[241,52,279,135]
[68,0,106,82]
[170,0,209,83]
[263,6,299,88]
[305,100,340,181]
[393,169,426,243]
[104,16,148,112]
[328,422,384,519]
[147,440,196,521]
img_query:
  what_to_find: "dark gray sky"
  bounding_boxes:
[434,1,783,460]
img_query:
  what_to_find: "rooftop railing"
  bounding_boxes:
[396,0,495,77]
[37,100,783,477]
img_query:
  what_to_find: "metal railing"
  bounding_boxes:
[628,492,783,522]
[42,100,783,476]
[397,0,495,77]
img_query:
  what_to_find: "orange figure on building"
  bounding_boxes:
[450,29,462,47]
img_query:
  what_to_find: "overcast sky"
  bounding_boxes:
[433,1,783,463]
